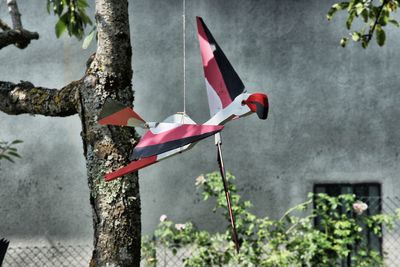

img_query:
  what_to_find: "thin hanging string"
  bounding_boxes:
[182,0,186,116]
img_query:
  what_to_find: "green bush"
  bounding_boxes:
[142,172,400,267]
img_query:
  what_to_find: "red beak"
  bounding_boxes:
[244,93,269,120]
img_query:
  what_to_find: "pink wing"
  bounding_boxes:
[196,17,245,116]
[104,124,224,181]
[131,124,223,160]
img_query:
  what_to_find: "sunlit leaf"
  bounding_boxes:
[351,32,361,41]
[82,26,96,49]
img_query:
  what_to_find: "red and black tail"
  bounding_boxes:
[98,100,146,128]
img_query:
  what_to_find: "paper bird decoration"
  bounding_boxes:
[99,17,268,181]
[98,17,269,252]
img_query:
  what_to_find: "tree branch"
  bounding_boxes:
[366,0,389,42]
[0,19,11,31]
[0,0,39,49]
[0,80,81,116]
[0,29,39,49]
[7,0,22,30]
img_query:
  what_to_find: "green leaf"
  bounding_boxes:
[7,151,21,158]
[388,19,400,27]
[2,154,15,163]
[378,9,389,26]
[47,0,91,40]
[77,0,89,8]
[11,140,23,144]
[80,10,92,25]
[54,0,64,16]
[82,27,96,49]
[346,12,355,30]
[327,2,349,21]
[361,38,369,49]
[376,26,386,46]
[355,3,364,15]
[46,0,51,14]
[361,9,369,22]
[55,17,67,38]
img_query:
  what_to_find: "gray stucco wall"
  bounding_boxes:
[1,0,400,245]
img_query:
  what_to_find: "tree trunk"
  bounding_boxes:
[0,0,141,266]
[84,1,141,265]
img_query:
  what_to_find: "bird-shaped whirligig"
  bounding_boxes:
[98,17,269,252]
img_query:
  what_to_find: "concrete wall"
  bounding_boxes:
[1,0,400,244]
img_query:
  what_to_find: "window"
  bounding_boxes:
[313,183,382,266]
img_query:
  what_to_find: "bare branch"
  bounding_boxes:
[0,29,38,49]
[0,80,81,116]
[7,0,22,30]
[0,0,39,49]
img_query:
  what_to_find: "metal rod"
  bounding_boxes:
[216,142,240,253]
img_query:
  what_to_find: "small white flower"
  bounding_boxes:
[353,200,368,215]
[159,214,167,222]
[175,223,186,231]
[195,175,206,186]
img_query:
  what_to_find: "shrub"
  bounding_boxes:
[142,172,400,266]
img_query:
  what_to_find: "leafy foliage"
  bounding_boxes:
[327,0,399,48]
[142,172,400,266]
[46,0,92,40]
[0,139,22,163]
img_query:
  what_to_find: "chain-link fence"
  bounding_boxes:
[3,245,92,267]
[143,245,195,267]
[382,196,400,266]
[2,197,400,267]
[3,244,197,267]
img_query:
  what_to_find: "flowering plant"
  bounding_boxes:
[142,172,400,266]
[353,200,369,215]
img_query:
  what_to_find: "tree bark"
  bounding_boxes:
[0,81,79,116]
[84,0,141,266]
[0,29,39,49]
[0,0,141,266]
